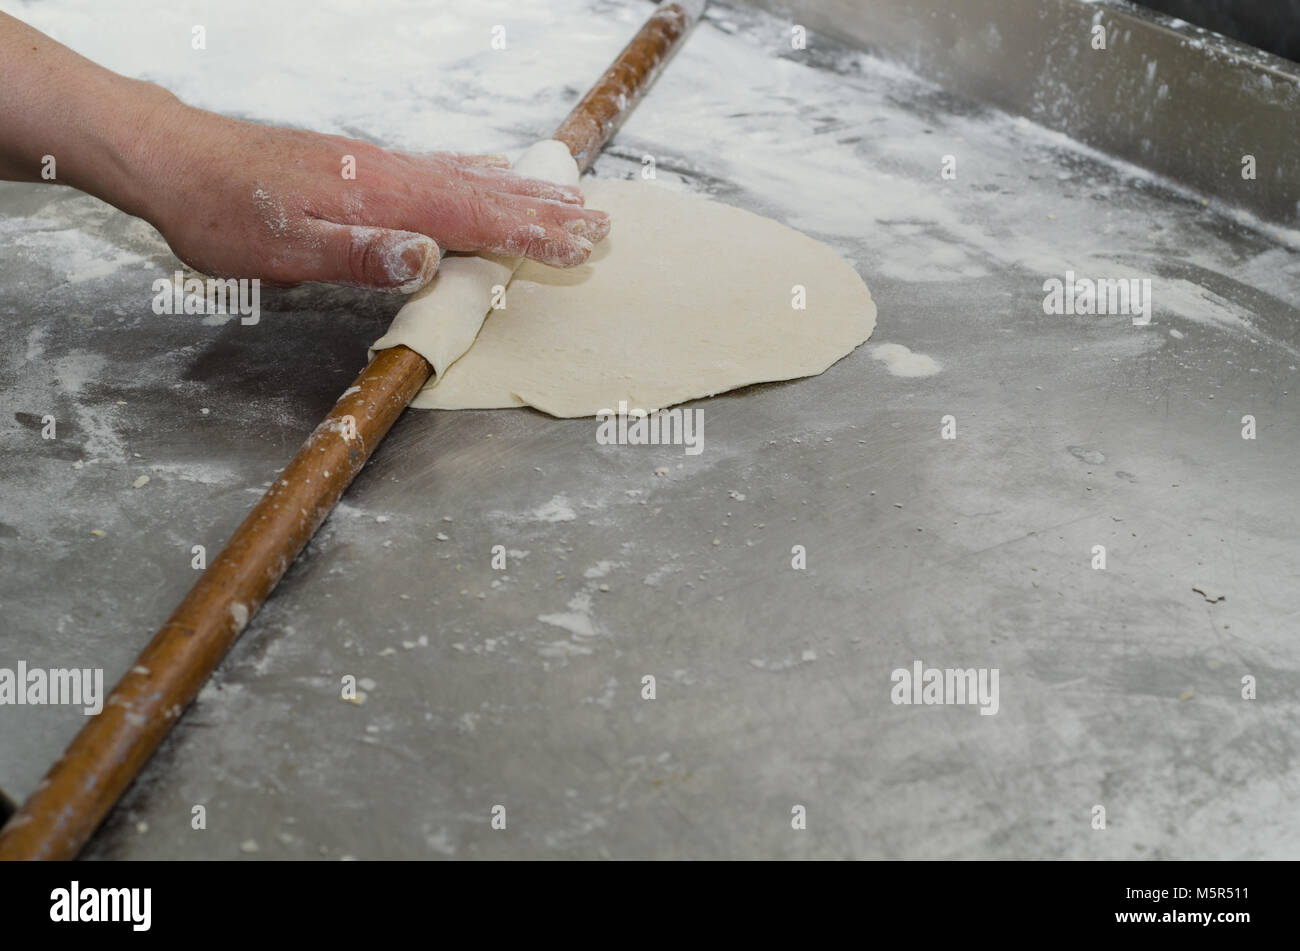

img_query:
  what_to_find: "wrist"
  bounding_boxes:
[89,78,186,227]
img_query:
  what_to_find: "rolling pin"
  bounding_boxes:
[0,0,705,861]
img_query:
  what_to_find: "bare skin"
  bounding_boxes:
[0,11,610,292]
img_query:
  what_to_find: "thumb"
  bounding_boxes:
[299,221,440,292]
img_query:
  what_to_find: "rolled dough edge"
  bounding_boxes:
[368,139,580,379]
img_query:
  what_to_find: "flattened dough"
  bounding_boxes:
[374,172,876,418]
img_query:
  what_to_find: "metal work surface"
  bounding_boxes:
[751,0,1300,224]
[2,0,1298,859]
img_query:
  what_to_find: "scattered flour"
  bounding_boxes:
[871,344,942,378]
[538,591,597,639]
[582,560,621,579]
[532,496,576,523]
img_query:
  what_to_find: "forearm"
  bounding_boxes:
[0,10,175,222]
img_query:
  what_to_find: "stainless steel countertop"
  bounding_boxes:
[2,0,1298,859]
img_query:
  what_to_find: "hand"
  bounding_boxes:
[137,104,610,292]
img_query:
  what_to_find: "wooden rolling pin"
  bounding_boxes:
[0,0,704,861]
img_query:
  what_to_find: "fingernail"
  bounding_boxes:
[392,235,439,293]
[565,213,610,241]
[557,235,594,266]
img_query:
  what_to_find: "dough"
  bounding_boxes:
[373,159,876,417]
